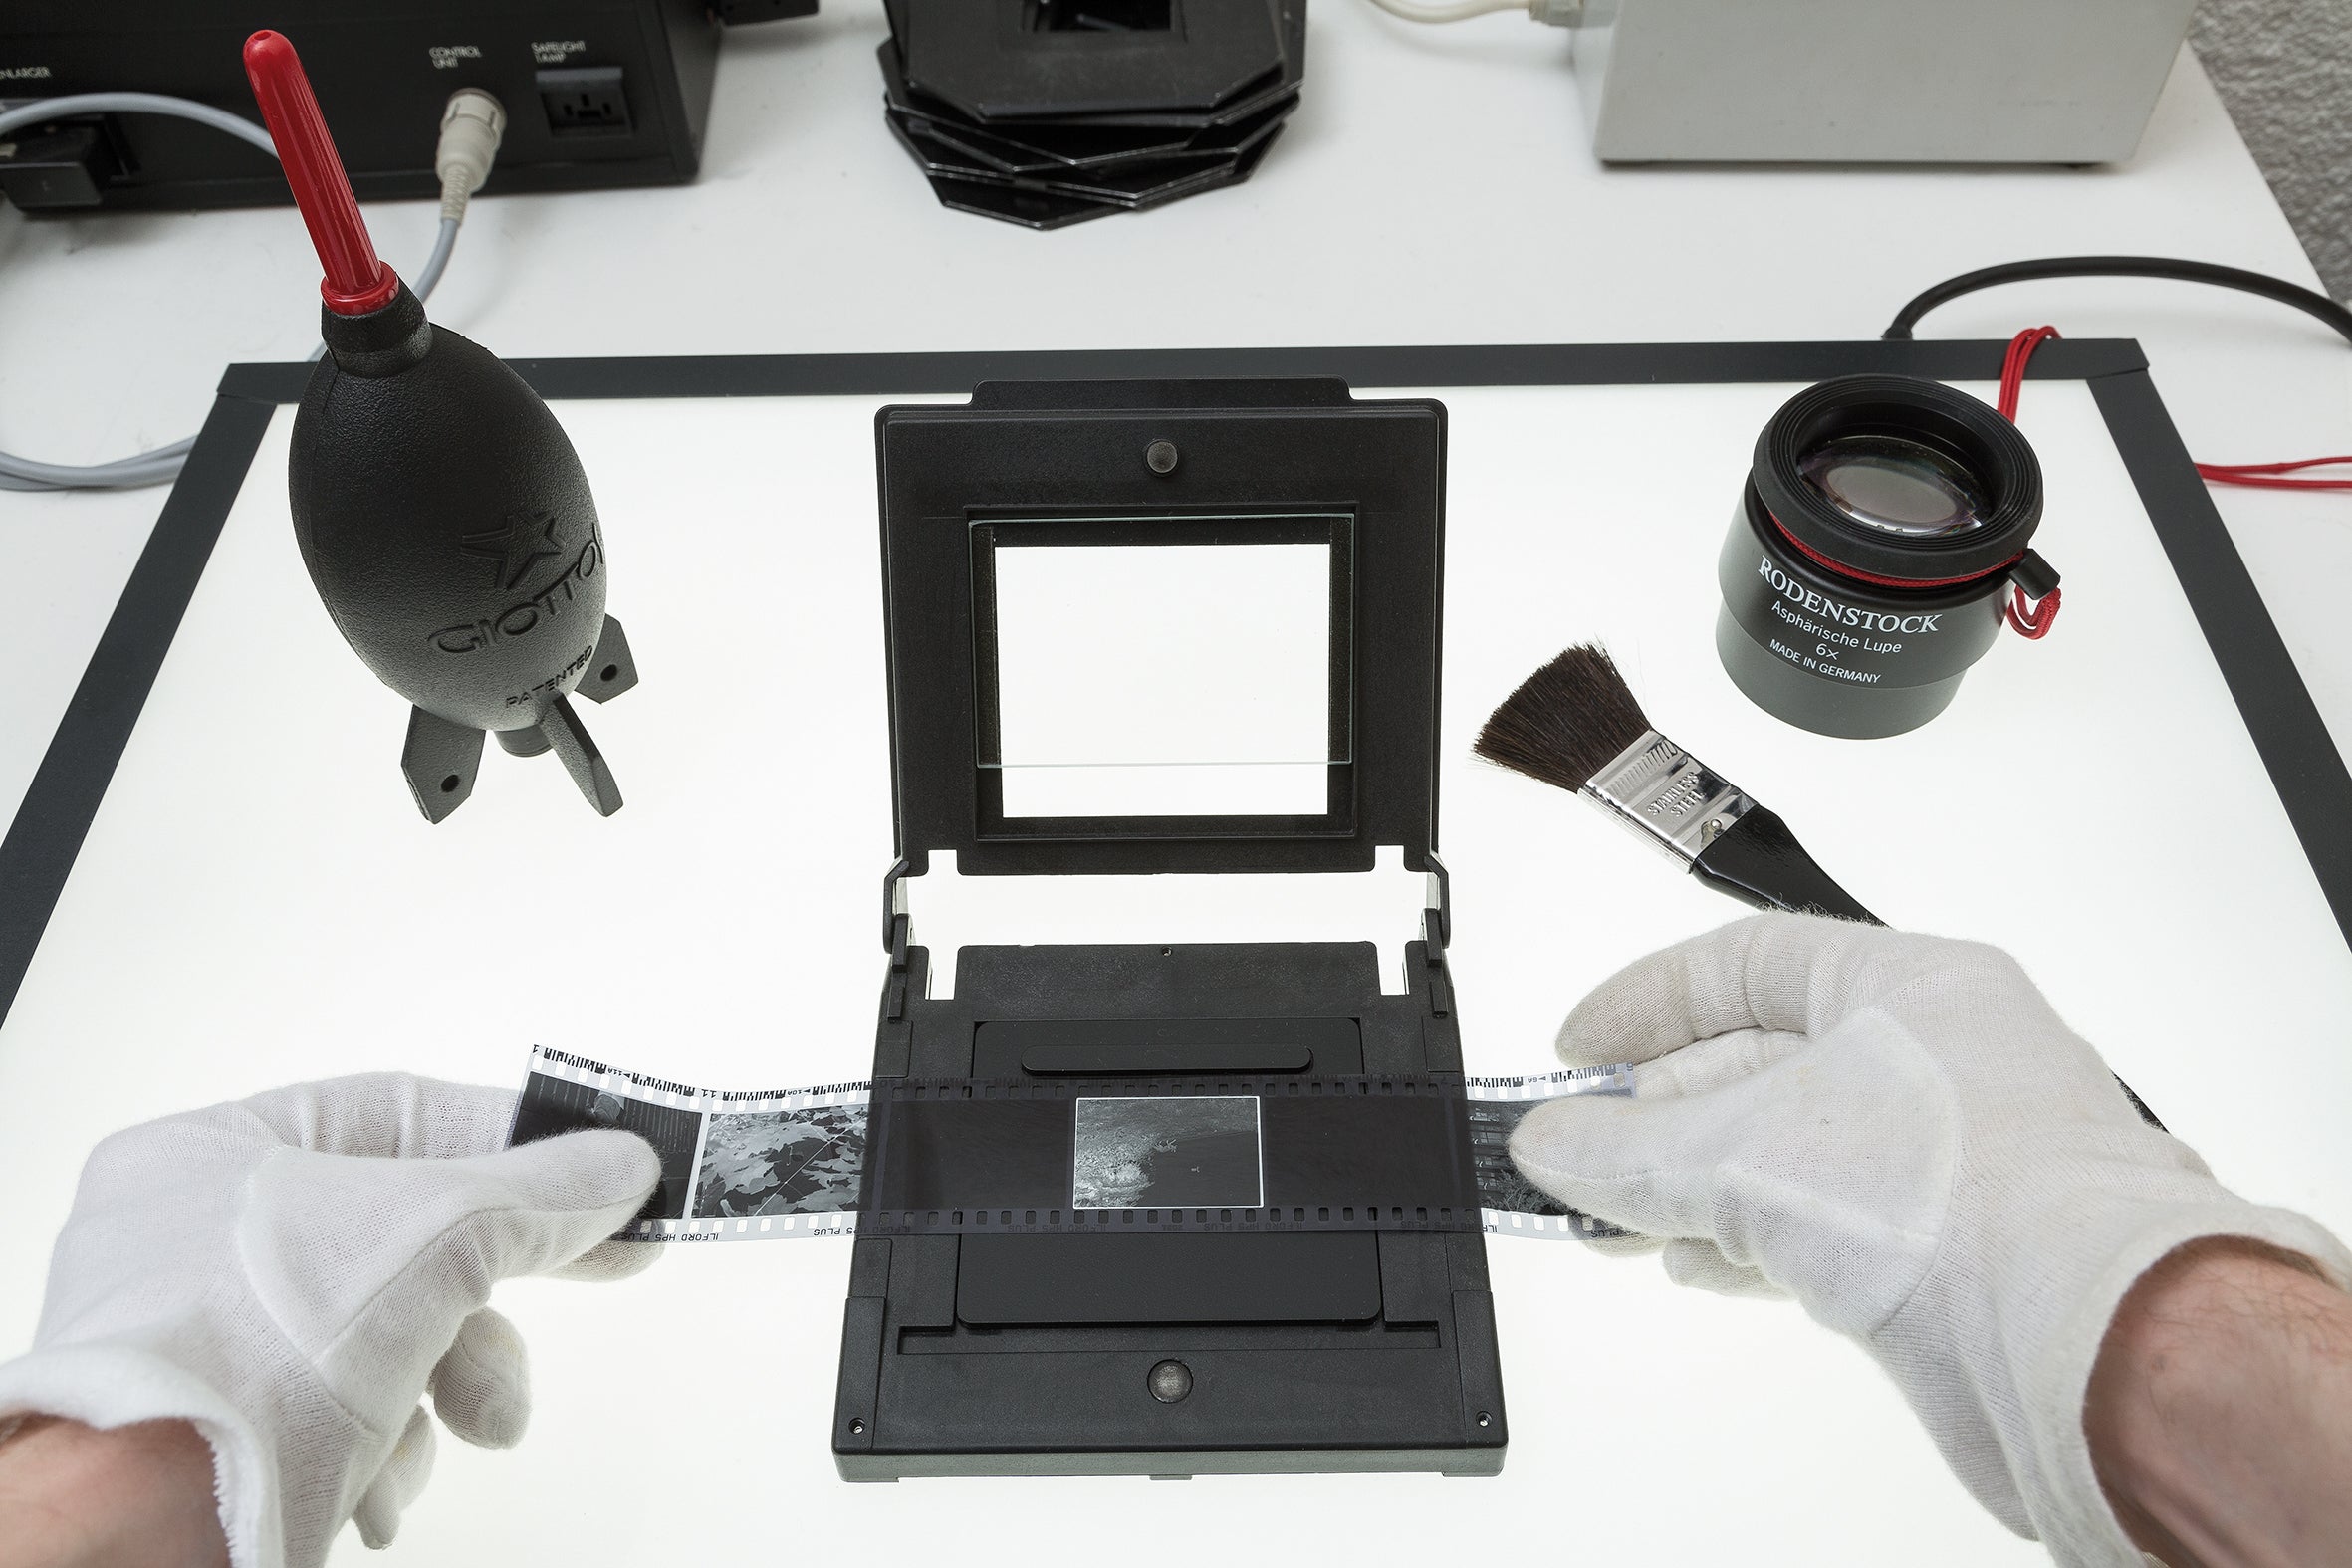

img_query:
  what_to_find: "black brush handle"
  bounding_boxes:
[1690,807,1880,923]
[1686,808,2165,1131]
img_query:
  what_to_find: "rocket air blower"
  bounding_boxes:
[245,29,637,822]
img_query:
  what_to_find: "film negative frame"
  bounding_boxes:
[1466,1066,1637,1241]
[511,1046,1635,1242]
[516,1048,868,1241]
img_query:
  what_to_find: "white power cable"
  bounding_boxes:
[433,89,505,226]
[1360,0,1526,20]
[0,91,498,493]
[0,93,276,159]
[1359,0,1581,22]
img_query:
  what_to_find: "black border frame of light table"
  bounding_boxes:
[5,338,2348,1024]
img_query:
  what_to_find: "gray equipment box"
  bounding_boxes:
[1566,0,2199,164]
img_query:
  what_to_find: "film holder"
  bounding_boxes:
[834,378,1508,1479]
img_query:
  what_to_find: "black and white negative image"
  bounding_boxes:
[1464,1098,1573,1218]
[510,1072,702,1224]
[1072,1095,1263,1210]
[691,1103,868,1220]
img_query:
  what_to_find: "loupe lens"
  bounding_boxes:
[1796,434,1989,538]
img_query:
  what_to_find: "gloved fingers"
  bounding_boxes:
[1554,912,1904,1066]
[1508,1083,1757,1242]
[1626,1027,1809,1102]
[550,1236,663,1282]
[1661,1238,1787,1299]
[353,1403,437,1550]
[428,1307,531,1450]
[238,1129,658,1377]
[238,1074,518,1161]
[434,1129,662,1283]
[1578,1229,1665,1258]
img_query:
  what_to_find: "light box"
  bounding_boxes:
[1,341,2346,1565]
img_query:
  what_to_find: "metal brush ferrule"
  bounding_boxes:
[1581,730,1757,864]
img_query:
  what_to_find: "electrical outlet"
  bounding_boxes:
[536,66,630,137]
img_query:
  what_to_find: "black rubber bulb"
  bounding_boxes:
[247,26,634,822]
[291,283,637,821]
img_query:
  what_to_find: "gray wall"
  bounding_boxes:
[2192,0,2352,300]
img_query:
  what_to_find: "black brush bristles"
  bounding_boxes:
[1473,642,1656,795]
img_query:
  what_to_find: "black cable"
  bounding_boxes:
[1883,256,2352,349]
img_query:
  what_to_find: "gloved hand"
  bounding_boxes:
[0,1074,658,1568]
[1510,913,2352,1567]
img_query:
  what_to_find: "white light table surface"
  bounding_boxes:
[0,360,2344,1567]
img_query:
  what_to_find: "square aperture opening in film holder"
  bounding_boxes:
[971,508,1356,829]
[836,377,1508,1481]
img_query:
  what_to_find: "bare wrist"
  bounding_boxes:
[2086,1236,2352,1568]
[0,1416,228,1568]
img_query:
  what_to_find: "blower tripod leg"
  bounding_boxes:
[394,612,634,821]
[577,614,639,703]
[400,698,622,821]
[541,696,624,816]
[401,707,485,823]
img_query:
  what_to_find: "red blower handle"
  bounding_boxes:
[243,30,397,316]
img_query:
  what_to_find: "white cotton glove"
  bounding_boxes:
[1509,913,2352,1568]
[0,1073,658,1568]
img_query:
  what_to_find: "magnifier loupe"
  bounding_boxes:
[1716,375,2056,739]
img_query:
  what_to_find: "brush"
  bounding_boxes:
[1475,641,2164,1128]
[1475,643,1878,922]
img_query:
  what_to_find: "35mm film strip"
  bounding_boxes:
[509,1046,1636,1243]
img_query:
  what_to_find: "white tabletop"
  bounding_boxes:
[2,7,2349,1565]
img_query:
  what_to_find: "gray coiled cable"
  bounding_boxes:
[0,93,462,492]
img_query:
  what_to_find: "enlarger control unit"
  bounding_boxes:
[834,379,1509,1479]
[0,0,816,212]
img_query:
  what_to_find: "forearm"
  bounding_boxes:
[2087,1237,2352,1568]
[0,1417,228,1568]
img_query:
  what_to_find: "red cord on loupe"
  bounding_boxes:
[1994,326,2064,639]
[1996,320,2345,637]
[1996,325,2059,421]
[2196,456,2352,492]
[243,30,397,316]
